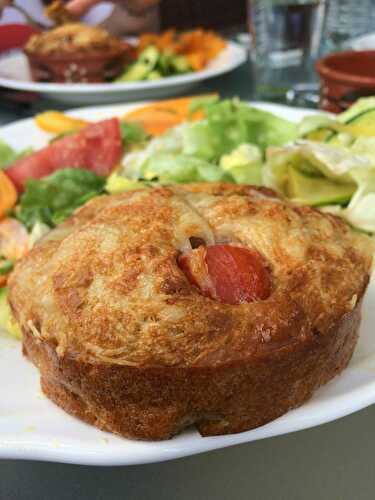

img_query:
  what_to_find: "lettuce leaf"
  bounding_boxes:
[338,97,375,123]
[264,140,375,232]
[120,99,297,184]
[297,115,336,138]
[345,168,375,233]
[0,140,32,169]
[184,99,297,159]
[142,153,229,183]
[220,144,263,185]
[120,122,149,145]
[17,168,106,230]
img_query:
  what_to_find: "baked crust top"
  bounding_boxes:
[9,183,373,368]
[25,23,125,56]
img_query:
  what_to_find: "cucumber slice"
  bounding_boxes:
[287,166,356,206]
[139,46,160,68]
[147,70,162,80]
[324,105,375,143]
[170,55,191,73]
[343,109,375,137]
[158,52,174,75]
[304,127,337,142]
[116,62,153,82]
[339,106,375,138]
[338,98,375,123]
[116,46,160,82]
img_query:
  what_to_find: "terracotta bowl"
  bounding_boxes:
[316,50,375,113]
[24,43,136,84]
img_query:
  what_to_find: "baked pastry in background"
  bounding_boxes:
[8,184,373,440]
[24,23,135,83]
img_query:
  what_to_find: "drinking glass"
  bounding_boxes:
[324,0,374,53]
[248,0,327,105]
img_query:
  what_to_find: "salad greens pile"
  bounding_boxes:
[265,98,375,233]
[119,98,298,186]
[112,96,375,234]
[17,168,106,230]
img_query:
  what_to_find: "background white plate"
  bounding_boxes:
[0,102,374,466]
[0,42,246,104]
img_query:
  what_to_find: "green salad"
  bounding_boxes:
[110,96,375,234]
[3,96,375,237]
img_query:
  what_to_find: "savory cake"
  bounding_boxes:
[24,24,134,83]
[8,184,373,440]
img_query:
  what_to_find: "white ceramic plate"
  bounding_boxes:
[0,102,374,466]
[0,42,246,104]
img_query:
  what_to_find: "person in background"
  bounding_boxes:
[67,0,247,34]
[0,0,246,35]
[66,0,160,35]
[0,0,160,34]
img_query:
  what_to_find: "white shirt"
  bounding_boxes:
[1,1,114,26]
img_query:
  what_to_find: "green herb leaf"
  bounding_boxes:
[120,122,149,146]
[17,168,106,230]
[0,140,33,170]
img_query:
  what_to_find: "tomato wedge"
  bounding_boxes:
[5,118,122,192]
[178,244,271,305]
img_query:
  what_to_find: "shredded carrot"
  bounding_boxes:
[186,52,207,71]
[0,172,17,220]
[137,29,226,71]
[122,95,216,136]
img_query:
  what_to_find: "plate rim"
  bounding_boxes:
[0,41,246,94]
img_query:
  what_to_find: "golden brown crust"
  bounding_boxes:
[22,301,361,439]
[9,183,374,439]
[25,24,125,56]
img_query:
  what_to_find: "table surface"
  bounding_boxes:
[1,63,375,500]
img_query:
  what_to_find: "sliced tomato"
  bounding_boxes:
[5,118,122,191]
[178,244,271,305]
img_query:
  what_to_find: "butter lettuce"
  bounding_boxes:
[189,98,298,154]
[120,99,297,184]
[265,140,375,232]
[220,144,263,185]
[142,153,228,183]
